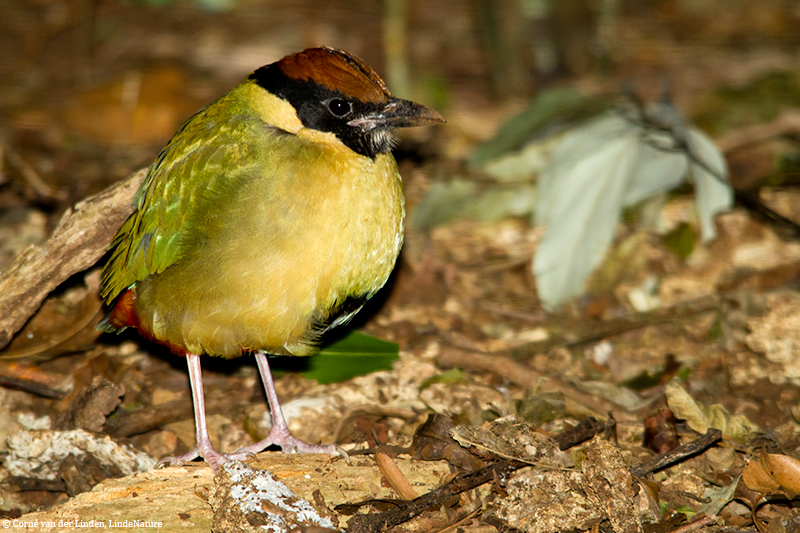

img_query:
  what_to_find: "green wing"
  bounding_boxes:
[100,104,263,303]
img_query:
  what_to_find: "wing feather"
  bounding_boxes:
[100,107,266,303]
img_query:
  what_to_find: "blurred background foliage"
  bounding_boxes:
[1,0,799,180]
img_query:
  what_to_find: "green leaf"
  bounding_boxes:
[698,475,740,517]
[419,368,463,392]
[297,331,399,385]
[663,222,697,260]
[673,505,697,518]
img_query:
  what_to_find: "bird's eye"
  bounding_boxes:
[326,98,352,117]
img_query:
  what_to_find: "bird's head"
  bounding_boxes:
[249,47,445,159]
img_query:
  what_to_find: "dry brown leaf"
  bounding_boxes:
[450,415,566,466]
[410,413,486,471]
[743,459,778,494]
[761,451,800,497]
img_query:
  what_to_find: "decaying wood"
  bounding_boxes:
[0,169,145,350]
[9,454,452,533]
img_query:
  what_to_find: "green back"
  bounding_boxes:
[100,89,262,303]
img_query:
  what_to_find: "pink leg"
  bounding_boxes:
[157,353,243,471]
[234,352,344,458]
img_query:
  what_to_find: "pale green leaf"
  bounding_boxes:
[688,129,733,242]
[419,368,463,392]
[534,115,641,308]
[470,88,594,168]
[697,475,740,517]
[533,105,732,308]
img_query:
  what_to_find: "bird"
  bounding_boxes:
[97,46,444,470]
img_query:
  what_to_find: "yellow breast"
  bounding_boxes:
[133,130,404,358]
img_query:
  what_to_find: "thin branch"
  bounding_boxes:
[345,459,523,533]
[631,429,722,477]
[665,514,716,533]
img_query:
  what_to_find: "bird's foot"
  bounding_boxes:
[234,425,348,460]
[157,440,249,471]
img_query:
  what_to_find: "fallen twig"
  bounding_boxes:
[551,416,606,450]
[734,189,800,240]
[665,514,716,533]
[346,459,523,533]
[506,294,720,359]
[631,429,722,477]
[0,361,68,399]
[716,111,800,153]
[104,389,233,437]
[375,451,418,500]
[4,148,67,202]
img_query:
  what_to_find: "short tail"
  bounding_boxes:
[95,288,137,333]
[95,309,126,333]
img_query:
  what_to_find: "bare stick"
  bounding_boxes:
[631,429,722,477]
